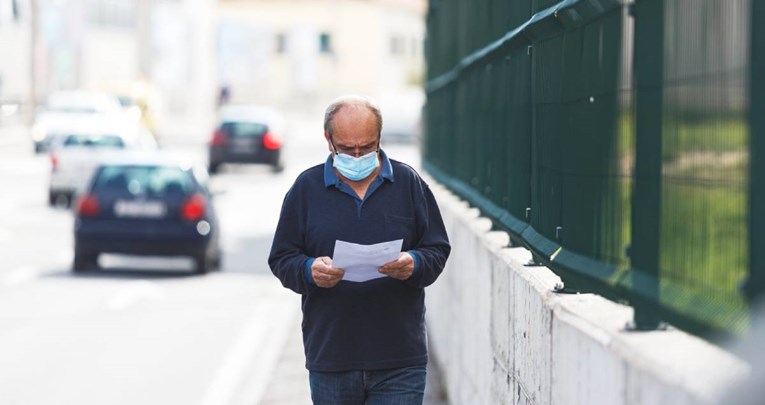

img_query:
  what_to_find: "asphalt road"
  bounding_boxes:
[0,114,422,405]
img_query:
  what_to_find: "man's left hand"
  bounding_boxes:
[379,252,415,280]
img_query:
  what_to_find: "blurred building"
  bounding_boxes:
[216,0,426,115]
[2,0,425,136]
[0,0,31,118]
[0,0,218,134]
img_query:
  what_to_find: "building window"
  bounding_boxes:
[390,35,405,56]
[90,0,136,29]
[319,32,332,54]
[276,33,287,54]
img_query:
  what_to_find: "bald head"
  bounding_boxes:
[323,95,383,139]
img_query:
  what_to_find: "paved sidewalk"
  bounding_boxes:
[259,313,449,405]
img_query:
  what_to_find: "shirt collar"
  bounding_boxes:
[323,149,394,188]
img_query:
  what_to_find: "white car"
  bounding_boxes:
[32,90,124,153]
[48,119,157,206]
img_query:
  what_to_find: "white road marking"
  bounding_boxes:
[200,294,297,405]
[1,266,38,286]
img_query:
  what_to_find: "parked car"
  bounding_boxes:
[73,152,221,274]
[208,104,285,173]
[32,90,124,153]
[48,120,157,206]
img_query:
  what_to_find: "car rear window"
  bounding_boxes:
[63,134,125,149]
[92,165,194,197]
[222,122,268,138]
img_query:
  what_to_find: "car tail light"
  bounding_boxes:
[181,193,206,221]
[262,131,282,150]
[50,152,59,172]
[76,194,100,217]
[210,129,227,146]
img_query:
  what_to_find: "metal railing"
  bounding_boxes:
[424,0,762,338]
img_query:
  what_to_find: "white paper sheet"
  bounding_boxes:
[332,239,404,282]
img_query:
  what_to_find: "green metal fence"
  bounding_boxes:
[424,0,759,338]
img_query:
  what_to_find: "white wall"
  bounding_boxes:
[81,29,138,86]
[424,178,750,405]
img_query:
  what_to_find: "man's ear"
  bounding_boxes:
[324,131,333,152]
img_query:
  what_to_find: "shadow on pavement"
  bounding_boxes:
[43,268,201,280]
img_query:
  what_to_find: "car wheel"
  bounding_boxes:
[195,254,210,275]
[73,250,99,272]
[213,252,223,271]
[50,192,71,208]
[271,162,284,173]
[208,162,220,174]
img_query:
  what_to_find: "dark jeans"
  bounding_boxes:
[309,365,427,405]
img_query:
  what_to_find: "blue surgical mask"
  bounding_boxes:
[332,150,380,181]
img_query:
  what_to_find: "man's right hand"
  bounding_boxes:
[311,256,344,288]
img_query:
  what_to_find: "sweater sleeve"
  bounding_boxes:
[268,185,316,295]
[404,179,451,289]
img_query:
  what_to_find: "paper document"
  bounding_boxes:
[332,239,403,282]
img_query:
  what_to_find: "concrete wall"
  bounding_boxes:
[424,179,750,405]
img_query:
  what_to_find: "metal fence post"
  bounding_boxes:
[629,0,663,330]
[748,0,765,305]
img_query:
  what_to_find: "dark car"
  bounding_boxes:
[73,153,222,274]
[208,104,285,173]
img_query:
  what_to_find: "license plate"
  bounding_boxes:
[231,138,257,153]
[114,200,167,218]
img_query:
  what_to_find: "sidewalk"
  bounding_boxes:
[259,313,449,405]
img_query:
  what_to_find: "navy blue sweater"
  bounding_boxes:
[268,150,451,372]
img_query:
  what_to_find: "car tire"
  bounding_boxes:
[73,250,98,272]
[213,252,223,271]
[208,162,220,174]
[50,192,71,208]
[271,162,284,174]
[195,254,210,275]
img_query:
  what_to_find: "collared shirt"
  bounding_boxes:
[268,149,451,372]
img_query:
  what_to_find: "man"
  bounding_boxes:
[268,95,451,404]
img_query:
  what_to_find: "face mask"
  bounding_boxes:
[332,150,379,181]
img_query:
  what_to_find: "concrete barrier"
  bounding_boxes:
[424,180,749,405]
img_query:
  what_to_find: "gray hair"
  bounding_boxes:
[323,95,383,138]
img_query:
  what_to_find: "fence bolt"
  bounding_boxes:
[556,226,563,241]
[589,96,595,103]
[525,207,531,220]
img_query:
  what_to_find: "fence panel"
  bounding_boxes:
[424,0,755,337]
